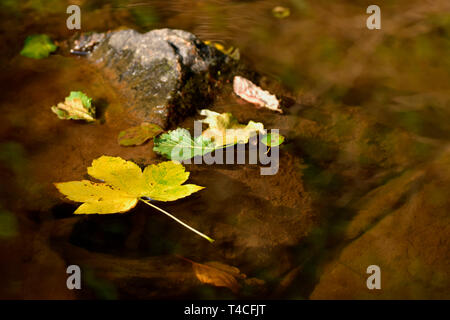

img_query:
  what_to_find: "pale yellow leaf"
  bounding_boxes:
[200,109,266,147]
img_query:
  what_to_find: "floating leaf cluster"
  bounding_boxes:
[51,91,96,122]
[152,109,282,161]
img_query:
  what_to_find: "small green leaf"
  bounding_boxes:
[272,6,290,19]
[51,91,96,121]
[261,132,285,147]
[20,34,58,59]
[118,123,163,146]
[153,128,216,161]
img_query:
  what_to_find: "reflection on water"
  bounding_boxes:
[0,0,449,299]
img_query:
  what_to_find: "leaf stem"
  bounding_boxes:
[139,198,215,243]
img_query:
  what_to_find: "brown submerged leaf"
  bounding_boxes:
[191,260,246,293]
[118,122,163,146]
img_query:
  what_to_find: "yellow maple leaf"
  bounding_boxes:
[55,156,213,242]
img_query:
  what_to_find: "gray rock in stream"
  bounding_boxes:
[71,29,232,128]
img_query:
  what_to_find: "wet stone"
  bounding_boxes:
[72,29,231,128]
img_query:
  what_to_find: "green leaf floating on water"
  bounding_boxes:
[261,132,285,147]
[20,34,58,59]
[51,91,96,122]
[153,128,216,161]
[55,156,213,242]
[118,122,163,146]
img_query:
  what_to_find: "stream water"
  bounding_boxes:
[0,0,449,299]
